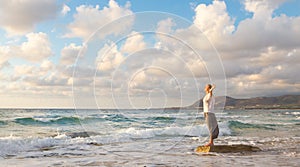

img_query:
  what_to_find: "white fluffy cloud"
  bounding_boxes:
[20,32,53,62]
[0,31,68,102]
[96,42,124,72]
[244,0,287,19]
[0,46,11,69]
[121,31,147,54]
[193,1,235,47]
[156,18,176,34]
[14,65,36,76]
[61,4,71,16]
[0,0,60,36]
[193,0,300,52]
[0,32,52,63]
[193,0,300,97]
[65,0,133,40]
[60,43,83,66]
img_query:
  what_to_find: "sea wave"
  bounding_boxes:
[11,115,282,132]
[11,114,184,126]
[0,122,232,157]
[104,114,136,122]
[228,120,275,130]
[14,117,81,126]
[0,120,7,126]
[12,115,135,126]
[2,119,291,157]
[147,116,178,122]
[115,122,231,139]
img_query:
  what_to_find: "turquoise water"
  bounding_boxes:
[0,109,299,166]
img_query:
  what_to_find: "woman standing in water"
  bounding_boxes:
[203,84,219,146]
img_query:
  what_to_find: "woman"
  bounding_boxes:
[203,84,219,146]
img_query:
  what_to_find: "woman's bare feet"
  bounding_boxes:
[204,142,214,146]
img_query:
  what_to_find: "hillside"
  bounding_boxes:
[188,95,300,109]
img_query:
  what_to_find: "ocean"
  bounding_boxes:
[0,108,299,166]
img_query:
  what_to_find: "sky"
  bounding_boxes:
[0,0,299,109]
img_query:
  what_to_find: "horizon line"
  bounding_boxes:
[0,94,299,110]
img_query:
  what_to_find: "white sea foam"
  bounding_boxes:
[116,122,231,138]
[0,122,232,157]
[284,111,300,115]
[290,112,300,115]
[32,117,61,122]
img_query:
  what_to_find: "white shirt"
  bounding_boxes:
[203,93,215,113]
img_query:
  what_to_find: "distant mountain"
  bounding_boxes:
[187,95,300,109]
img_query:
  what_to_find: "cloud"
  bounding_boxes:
[244,0,287,19]
[14,64,36,76]
[191,1,300,71]
[1,59,70,100]
[20,32,53,62]
[157,18,176,34]
[219,0,300,97]
[40,59,54,71]
[0,32,69,100]
[193,1,235,47]
[40,59,54,75]
[192,0,300,52]
[60,43,83,66]
[231,15,300,52]
[65,0,133,40]
[0,46,11,69]
[61,4,71,16]
[0,32,52,63]
[141,1,300,99]
[1,1,299,108]
[80,13,225,106]
[228,64,300,98]
[26,72,68,87]
[96,42,124,72]
[121,31,147,54]
[11,60,55,83]
[0,0,61,36]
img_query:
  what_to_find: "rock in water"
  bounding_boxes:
[66,131,100,138]
[195,144,261,153]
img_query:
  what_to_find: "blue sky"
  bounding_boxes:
[0,0,299,108]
